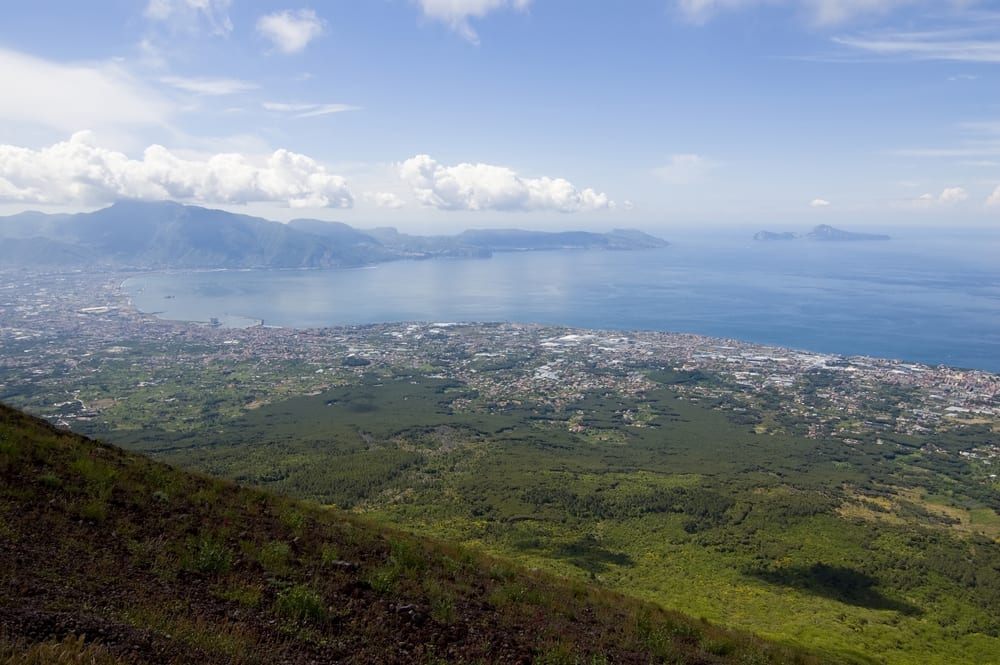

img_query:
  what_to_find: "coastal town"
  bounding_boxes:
[1,270,998,481]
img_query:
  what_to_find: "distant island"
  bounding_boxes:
[753,224,890,242]
[0,200,668,270]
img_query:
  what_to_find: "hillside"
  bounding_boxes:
[0,201,667,270]
[0,403,818,664]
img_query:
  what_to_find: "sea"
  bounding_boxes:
[123,229,1000,374]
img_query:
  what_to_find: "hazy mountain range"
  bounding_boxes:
[0,200,668,270]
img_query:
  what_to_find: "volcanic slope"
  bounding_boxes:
[0,403,821,664]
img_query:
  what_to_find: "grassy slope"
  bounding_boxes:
[0,403,822,665]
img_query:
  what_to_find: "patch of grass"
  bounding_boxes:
[424,579,456,623]
[69,455,116,492]
[0,634,132,665]
[364,537,429,594]
[488,581,544,609]
[389,538,425,575]
[320,542,340,565]
[189,482,224,508]
[36,471,62,488]
[365,563,400,594]
[121,607,257,660]
[258,540,292,575]
[186,536,232,575]
[280,508,306,533]
[77,496,108,523]
[274,584,326,625]
[535,642,577,665]
[212,579,263,607]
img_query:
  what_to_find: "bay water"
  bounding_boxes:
[123,230,1000,373]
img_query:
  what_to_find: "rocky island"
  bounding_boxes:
[754,224,890,242]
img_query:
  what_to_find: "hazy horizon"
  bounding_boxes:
[4,198,1000,240]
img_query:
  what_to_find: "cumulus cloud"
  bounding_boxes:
[652,154,718,184]
[417,0,531,44]
[938,186,968,203]
[0,48,171,136]
[0,132,353,209]
[257,9,325,53]
[162,76,257,95]
[896,186,969,208]
[145,0,233,35]
[366,192,406,209]
[262,102,360,118]
[399,154,611,212]
[810,198,832,207]
[986,186,1000,207]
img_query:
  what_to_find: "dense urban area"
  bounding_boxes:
[2,270,997,459]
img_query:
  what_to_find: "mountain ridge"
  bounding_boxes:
[0,200,668,270]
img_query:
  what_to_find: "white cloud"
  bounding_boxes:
[257,9,325,54]
[895,186,969,208]
[652,154,718,184]
[0,132,353,209]
[0,48,171,137]
[834,16,1000,63]
[810,198,832,207]
[939,186,968,203]
[676,1,971,27]
[145,0,233,35]
[834,32,1000,63]
[399,154,611,212]
[986,185,1000,207]
[263,102,361,118]
[263,102,314,113]
[416,0,531,44]
[366,192,406,209]
[162,76,258,95]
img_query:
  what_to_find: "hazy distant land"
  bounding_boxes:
[0,200,667,270]
[754,224,891,242]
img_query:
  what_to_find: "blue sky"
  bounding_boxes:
[0,0,998,232]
